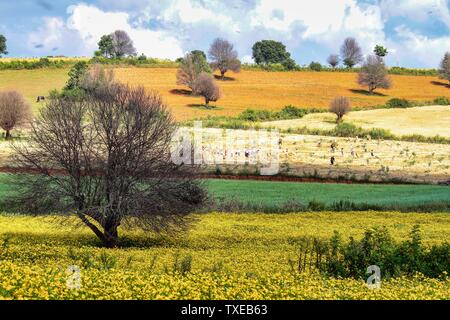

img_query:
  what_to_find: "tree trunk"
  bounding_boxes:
[221,71,225,80]
[103,218,119,248]
[205,98,210,109]
[103,225,119,248]
[5,130,11,140]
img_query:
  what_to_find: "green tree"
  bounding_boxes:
[191,50,207,61]
[97,35,114,58]
[0,34,7,57]
[439,52,450,86]
[65,61,89,91]
[282,58,297,71]
[374,45,388,58]
[252,40,292,65]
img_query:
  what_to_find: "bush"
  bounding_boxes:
[331,123,364,137]
[307,200,326,211]
[238,109,273,122]
[282,58,298,71]
[309,62,323,72]
[434,96,450,105]
[293,226,450,279]
[386,98,412,109]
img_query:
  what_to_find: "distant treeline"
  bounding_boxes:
[0,57,440,76]
[242,63,439,76]
[0,56,177,70]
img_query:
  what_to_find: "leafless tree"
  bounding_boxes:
[208,38,241,79]
[329,96,351,122]
[0,91,31,139]
[192,73,222,108]
[111,30,137,58]
[81,64,116,94]
[327,54,340,68]
[176,53,211,91]
[10,84,207,248]
[439,52,450,85]
[340,37,363,68]
[358,55,392,94]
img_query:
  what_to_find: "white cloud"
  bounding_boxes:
[25,1,448,67]
[388,25,450,67]
[380,0,450,28]
[28,4,184,59]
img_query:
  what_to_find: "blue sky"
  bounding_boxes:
[1,0,449,68]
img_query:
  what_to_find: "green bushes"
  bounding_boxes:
[0,57,178,71]
[309,62,323,72]
[0,58,73,70]
[241,64,438,76]
[238,106,321,122]
[388,67,438,76]
[90,56,178,68]
[208,197,450,214]
[434,96,450,105]
[386,98,412,109]
[329,123,394,140]
[292,226,450,279]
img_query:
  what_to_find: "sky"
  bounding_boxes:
[0,0,449,68]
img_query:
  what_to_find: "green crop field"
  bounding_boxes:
[1,174,449,208]
[0,68,69,113]
[205,179,450,206]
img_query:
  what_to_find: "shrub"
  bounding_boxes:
[309,62,323,72]
[293,226,450,279]
[282,58,298,71]
[307,200,326,211]
[386,98,412,109]
[329,97,351,122]
[434,96,450,105]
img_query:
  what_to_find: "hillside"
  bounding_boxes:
[1,67,449,120]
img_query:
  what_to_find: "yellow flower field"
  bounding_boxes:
[0,212,449,300]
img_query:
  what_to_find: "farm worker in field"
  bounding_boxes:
[331,141,338,153]
[330,156,336,165]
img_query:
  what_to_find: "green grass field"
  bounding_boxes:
[0,68,69,113]
[205,179,450,206]
[0,174,448,208]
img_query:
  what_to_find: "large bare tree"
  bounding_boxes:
[193,72,222,108]
[358,55,392,94]
[208,38,241,79]
[11,84,207,248]
[439,52,450,86]
[340,37,363,68]
[111,30,137,58]
[327,54,340,68]
[0,91,31,139]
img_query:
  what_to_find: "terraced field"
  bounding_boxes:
[191,128,450,184]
